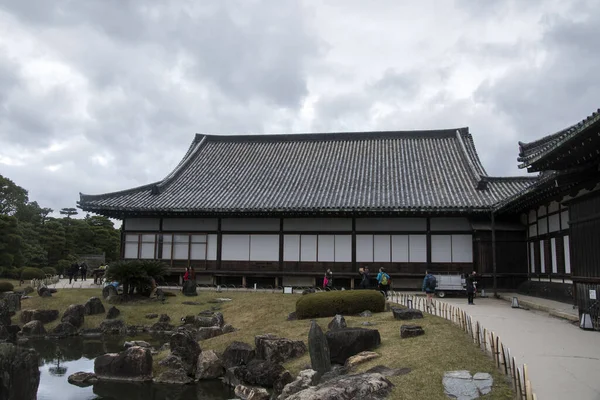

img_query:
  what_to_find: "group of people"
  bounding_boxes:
[67,261,88,284]
[183,266,196,282]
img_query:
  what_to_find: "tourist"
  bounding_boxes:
[377,267,391,298]
[190,266,196,281]
[80,262,88,281]
[323,268,333,290]
[68,262,78,284]
[422,270,437,310]
[183,267,190,282]
[359,266,370,289]
[466,271,477,305]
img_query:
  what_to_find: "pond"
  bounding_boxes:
[21,335,235,400]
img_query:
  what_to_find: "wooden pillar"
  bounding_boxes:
[350,278,355,289]
[242,276,247,288]
[492,211,497,296]
[351,217,357,271]
[119,220,125,259]
[312,277,317,287]
[426,217,432,270]
[279,218,284,272]
[275,277,279,287]
[217,218,222,271]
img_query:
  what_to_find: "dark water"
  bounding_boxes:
[21,336,234,400]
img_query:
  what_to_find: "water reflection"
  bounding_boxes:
[21,336,233,400]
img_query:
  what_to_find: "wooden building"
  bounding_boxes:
[496,109,600,329]
[78,128,535,289]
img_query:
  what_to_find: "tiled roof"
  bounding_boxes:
[78,128,537,216]
[518,109,600,169]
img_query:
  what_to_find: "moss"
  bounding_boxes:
[295,290,385,319]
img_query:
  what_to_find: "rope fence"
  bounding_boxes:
[390,292,537,400]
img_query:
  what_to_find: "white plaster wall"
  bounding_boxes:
[356,235,373,262]
[391,235,409,262]
[373,235,391,262]
[250,235,279,261]
[551,238,558,273]
[564,236,571,273]
[207,234,217,260]
[162,218,217,231]
[284,235,300,262]
[549,214,560,232]
[125,218,160,231]
[222,218,279,231]
[222,234,250,261]
[409,235,427,262]
[529,224,537,238]
[300,235,317,262]
[431,235,452,262]
[284,218,351,231]
[451,235,473,263]
[334,235,352,262]
[317,235,335,262]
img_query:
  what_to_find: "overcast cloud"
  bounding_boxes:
[0,0,598,219]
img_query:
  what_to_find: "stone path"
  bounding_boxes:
[436,296,600,400]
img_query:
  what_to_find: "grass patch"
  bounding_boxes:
[15,289,512,399]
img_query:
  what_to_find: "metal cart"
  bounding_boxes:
[434,273,467,298]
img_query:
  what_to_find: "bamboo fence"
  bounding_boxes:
[390,292,537,400]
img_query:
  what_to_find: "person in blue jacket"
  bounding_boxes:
[376,267,391,298]
[422,270,437,310]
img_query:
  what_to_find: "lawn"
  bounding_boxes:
[12,287,513,400]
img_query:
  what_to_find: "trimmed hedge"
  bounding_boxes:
[42,267,57,276]
[296,290,385,319]
[0,281,14,293]
[20,267,46,280]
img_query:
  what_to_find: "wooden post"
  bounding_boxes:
[524,365,532,400]
[275,277,279,287]
[242,276,247,288]
[350,279,355,289]
[516,367,523,399]
[501,343,508,374]
[492,210,498,296]
[495,335,501,368]
[511,357,518,393]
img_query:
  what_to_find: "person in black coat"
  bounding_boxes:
[466,271,477,305]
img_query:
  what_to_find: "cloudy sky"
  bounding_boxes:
[0,0,598,219]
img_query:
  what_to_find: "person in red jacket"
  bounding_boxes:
[183,267,190,282]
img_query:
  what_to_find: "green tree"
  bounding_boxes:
[59,208,78,218]
[0,215,22,267]
[0,175,28,215]
[42,220,67,266]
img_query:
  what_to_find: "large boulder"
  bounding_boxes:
[99,319,127,335]
[20,309,59,324]
[0,300,10,326]
[308,321,331,376]
[67,371,98,387]
[0,342,40,400]
[231,359,286,388]
[325,328,381,365]
[181,280,198,296]
[182,315,216,328]
[278,369,319,400]
[255,334,307,364]
[197,326,224,341]
[222,341,256,369]
[84,297,106,315]
[2,293,21,313]
[159,314,171,323]
[286,372,393,400]
[400,325,425,339]
[50,322,78,338]
[391,307,423,320]
[21,320,46,336]
[106,306,120,319]
[62,305,86,328]
[196,349,224,380]
[94,346,153,381]
[154,368,194,384]
[37,286,52,297]
[170,329,201,375]
[327,315,347,331]
[443,370,493,399]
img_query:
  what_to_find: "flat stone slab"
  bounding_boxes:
[443,370,493,400]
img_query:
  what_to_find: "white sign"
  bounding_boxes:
[590,290,597,300]
[283,286,293,294]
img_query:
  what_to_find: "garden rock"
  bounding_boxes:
[235,384,270,400]
[308,320,331,376]
[99,319,127,335]
[21,320,46,336]
[0,299,12,326]
[212,312,225,327]
[325,328,381,365]
[232,359,286,388]
[287,312,297,321]
[400,325,425,338]
[327,314,347,331]
[50,322,78,337]
[222,324,236,334]
[0,325,8,341]
[106,306,120,319]
[391,307,423,320]
[154,367,193,384]
[344,351,380,368]
[68,372,98,387]
[196,350,224,380]
[170,329,201,375]
[183,315,216,328]
[62,305,85,328]
[37,286,51,297]
[255,334,307,364]
[20,309,59,324]
[273,370,295,398]
[102,285,118,299]
[159,354,185,370]
[84,297,106,315]
[286,372,393,400]
[366,365,411,377]
[159,314,171,323]
[145,313,158,319]
[2,293,21,313]
[124,340,152,349]
[359,310,372,317]
[318,364,349,384]
[94,346,153,382]
[442,370,493,400]
[23,286,34,295]
[0,343,40,400]
[278,369,318,400]
[197,326,224,341]
[222,341,256,368]
[182,280,198,296]
[150,321,175,332]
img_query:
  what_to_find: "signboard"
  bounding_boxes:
[590,290,597,300]
[283,286,293,294]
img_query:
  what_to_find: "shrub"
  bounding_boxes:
[0,268,21,280]
[0,281,14,293]
[104,260,168,297]
[20,267,46,280]
[295,290,386,319]
[42,267,57,276]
